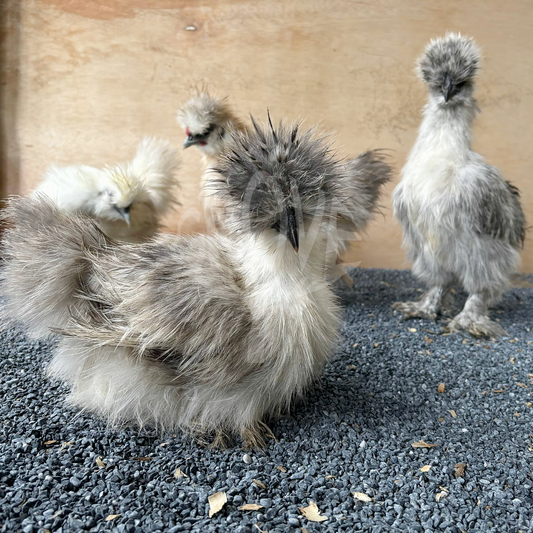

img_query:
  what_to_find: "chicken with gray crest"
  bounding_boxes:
[1,117,379,445]
[178,93,391,285]
[393,33,526,337]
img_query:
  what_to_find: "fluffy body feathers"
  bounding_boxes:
[33,137,179,242]
[393,34,525,337]
[0,120,373,443]
[327,151,392,284]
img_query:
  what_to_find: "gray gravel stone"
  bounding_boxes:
[0,268,532,532]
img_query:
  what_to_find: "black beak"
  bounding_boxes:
[115,205,131,225]
[183,135,202,149]
[282,206,299,252]
[443,75,454,103]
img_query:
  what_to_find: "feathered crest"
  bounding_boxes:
[177,93,243,136]
[104,165,140,196]
[418,33,481,88]
[210,114,392,236]
[210,114,337,233]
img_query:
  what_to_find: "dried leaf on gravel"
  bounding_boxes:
[59,441,74,451]
[412,440,437,448]
[450,410,457,418]
[208,491,227,518]
[436,491,447,502]
[408,328,417,333]
[277,466,287,473]
[174,467,188,479]
[96,456,106,468]
[253,479,266,490]
[353,491,372,502]
[438,383,445,393]
[424,335,433,343]
[298,501,328,522]
[239,504,264,511]
[44,440,57,445]
[455,463,466,478]
[105,514,121,521]
[253,525,267,533]
[132,457,153,462]
[420,465,431,473]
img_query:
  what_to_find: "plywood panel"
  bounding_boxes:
[1,0,532,271]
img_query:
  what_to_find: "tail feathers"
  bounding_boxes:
[127,137,180,214]
[339,149,393,233]
[0,195,110,338]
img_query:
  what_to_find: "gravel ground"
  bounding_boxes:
[1,267,532,533]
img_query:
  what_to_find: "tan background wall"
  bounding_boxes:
[1,0,532,271]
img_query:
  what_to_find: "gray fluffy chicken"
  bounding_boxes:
[1,119,378,445]
[393,33,525,337]
[178,94,391,285]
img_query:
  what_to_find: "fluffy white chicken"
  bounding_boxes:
[33,137,179,242]
[177,93,245,230]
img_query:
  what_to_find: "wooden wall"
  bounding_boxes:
[1,0,532,271]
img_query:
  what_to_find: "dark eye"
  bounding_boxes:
[455,81,467,90]
[271,220,280,232]
[201,124,216,137]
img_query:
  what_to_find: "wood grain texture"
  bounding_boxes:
[1,0,532,270]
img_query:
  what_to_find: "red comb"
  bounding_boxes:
[185,127,190,136]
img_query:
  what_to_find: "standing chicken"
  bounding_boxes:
[1,119,373,445]
[33,137,179,242]
[178,93,245,230]
[393,34,525,337]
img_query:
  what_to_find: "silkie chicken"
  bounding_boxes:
[178,94,392,286]
[392,33,525,338]
[33,137,179,242]
[1,118,377,445]
[178,93,245,231]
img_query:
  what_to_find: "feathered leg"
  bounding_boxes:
[393,285,451,321]
[445,290,506,338]
[393,251,454,321]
